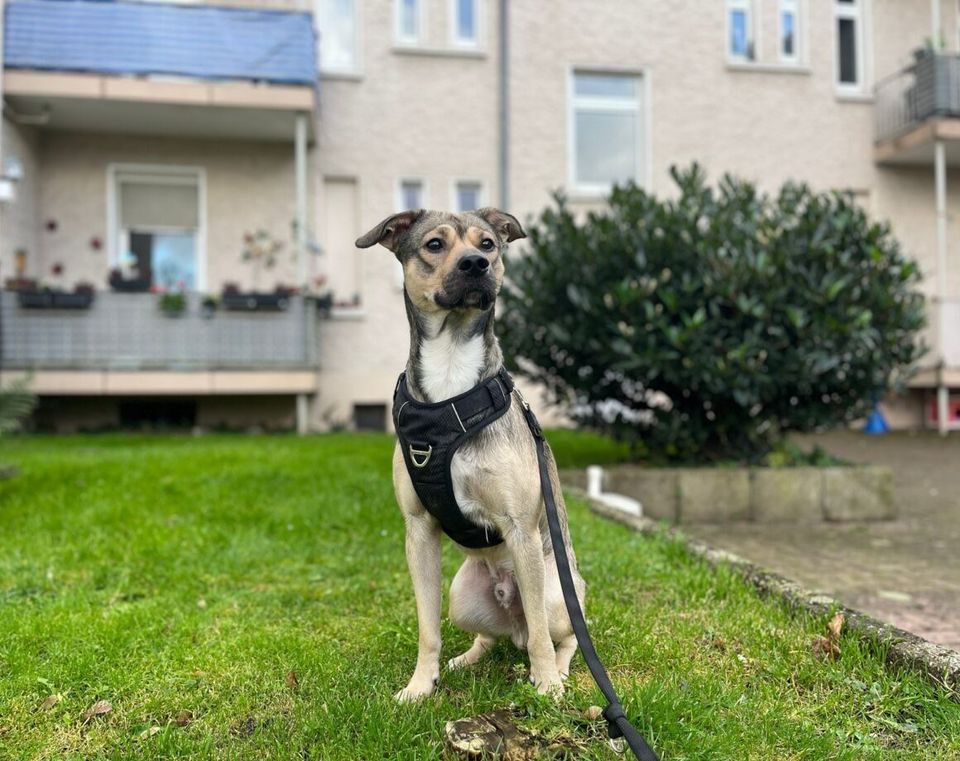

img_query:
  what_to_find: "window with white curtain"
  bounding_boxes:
[570,72,644,193]
[318,0,359,73]
[727,0,754,60]
[396,0,422,44]
[450,0,478,46]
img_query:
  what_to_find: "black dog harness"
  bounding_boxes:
[392,368,514,548]
[392,367,660,761]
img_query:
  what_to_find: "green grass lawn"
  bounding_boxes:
[0,433,958,760]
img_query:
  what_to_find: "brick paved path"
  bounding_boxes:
[687,431,960,652]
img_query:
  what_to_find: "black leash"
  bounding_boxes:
[516,390,660,761]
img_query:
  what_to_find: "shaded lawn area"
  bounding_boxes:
[0,434,958,760]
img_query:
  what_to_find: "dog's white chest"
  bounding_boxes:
[418,332,485,401]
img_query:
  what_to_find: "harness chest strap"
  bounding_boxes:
[392,369,515,549]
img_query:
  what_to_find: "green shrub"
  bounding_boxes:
[500,165,926,462]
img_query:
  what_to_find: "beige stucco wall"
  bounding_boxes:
[24,132,311,292]
[0,117,41,282]
[310,0,957,430]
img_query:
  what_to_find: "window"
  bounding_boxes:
[318,0,359,73]
[835,0,863,89]
[779,0,798,62]
[570,72,644,193]
[110,166,203,290]
[398,179,424,210]
[727,0,754,60]
[453,181,482,211]
[396,0,421,44]
[450,0,478,46]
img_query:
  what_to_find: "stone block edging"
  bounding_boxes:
[577,489,960,698]
[560,464,895,523]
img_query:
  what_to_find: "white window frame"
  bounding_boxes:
[317,0,361,75]
[726,0,755,62]
[448,0,480,48]
[834,0,865,93]
[451,179,485,211]
[395,0,424,46]
[567,68,648,197]
[106,163,207,291]
[778,0,800,64]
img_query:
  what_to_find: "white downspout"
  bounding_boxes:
[294,112,308,289]
[935,139,949,436]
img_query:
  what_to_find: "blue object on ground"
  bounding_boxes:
[864,406,889,435]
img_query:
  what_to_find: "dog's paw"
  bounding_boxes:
[394,673,438,702]
[530,669,565,698]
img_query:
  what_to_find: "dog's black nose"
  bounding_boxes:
[457,254,490,277]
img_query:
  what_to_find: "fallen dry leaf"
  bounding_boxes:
[584,705,603,721]
[812,635,840,659]
[175,710,194,727]
[138,726,161,740]
[81,699,112,723]
[827,612,844,642]
[285,671,299,691]
[39,693,62,711]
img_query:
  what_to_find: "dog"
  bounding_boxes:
[356,208,586,701]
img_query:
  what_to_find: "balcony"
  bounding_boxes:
[875,50,960,165]
[0,292,320,396]
[2,0,317,141]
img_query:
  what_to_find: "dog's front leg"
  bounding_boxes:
[395,511,443,701]
[507,527,563,695]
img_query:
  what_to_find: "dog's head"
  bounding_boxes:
[356,209,525,315]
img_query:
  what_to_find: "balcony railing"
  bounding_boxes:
[0,292,319,370]
[875,51,960,143]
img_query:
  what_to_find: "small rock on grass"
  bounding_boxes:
[81,700,112,723]
[38,694,62,711]
[139,726,161,740]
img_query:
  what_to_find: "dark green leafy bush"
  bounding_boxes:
[500,165,926,462]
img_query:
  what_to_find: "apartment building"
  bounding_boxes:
[1,0,958,432]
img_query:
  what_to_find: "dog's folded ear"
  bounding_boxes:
[476,208,526,243]
[355,210,421,253]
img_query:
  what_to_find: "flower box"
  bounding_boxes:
[221,291,291,312]
[17,290,95,310]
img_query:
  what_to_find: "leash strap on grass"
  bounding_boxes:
[518,395,660,761]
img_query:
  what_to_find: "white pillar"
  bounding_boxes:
[295,113,308,289]
[931,0,942,50]
[935,139,949,436]
[296,393,309,435]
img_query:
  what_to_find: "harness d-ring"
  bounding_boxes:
[409,444,433,468]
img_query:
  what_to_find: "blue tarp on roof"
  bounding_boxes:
[3,0,317,86]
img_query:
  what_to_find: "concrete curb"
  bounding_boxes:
[574,488,960,699]
[561,464,895,523]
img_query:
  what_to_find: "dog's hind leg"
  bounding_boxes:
[554,634,578,678]
[448,633,497,670]
[448,559,511,670]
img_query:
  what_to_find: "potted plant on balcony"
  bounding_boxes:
[201,294,218,319]
[108,267,151,294]
[157,289,186,317]
[220,230,293,311]
[17,265,95,309]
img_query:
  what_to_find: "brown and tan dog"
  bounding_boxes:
[356,208,586,700]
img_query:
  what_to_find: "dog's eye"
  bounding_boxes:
[425,238,443,252]
[479,239,495,251]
